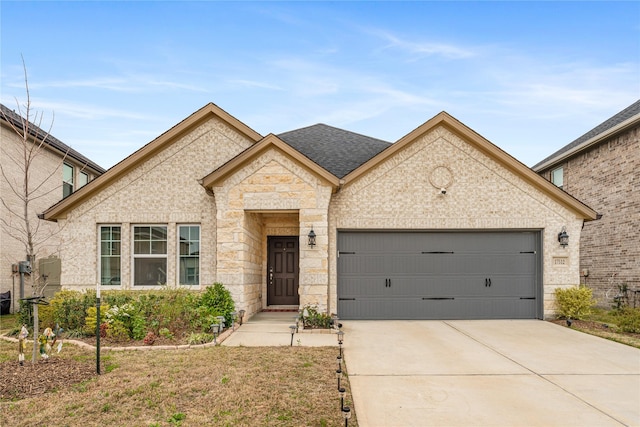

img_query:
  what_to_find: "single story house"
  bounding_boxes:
[533,100,639,305]
[42,103,597,320]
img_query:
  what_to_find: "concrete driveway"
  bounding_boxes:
[343,320,640,427]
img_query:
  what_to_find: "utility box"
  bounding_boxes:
[39,256,62,298]
[18,261,31,274]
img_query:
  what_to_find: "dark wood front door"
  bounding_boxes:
[267,236,299,306]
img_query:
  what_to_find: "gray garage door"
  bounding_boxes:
[337,231,541,320]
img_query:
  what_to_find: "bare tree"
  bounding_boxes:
[0,58,69,362]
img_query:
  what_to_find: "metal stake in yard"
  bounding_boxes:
[96,282,101,375]
[289,325,296,346]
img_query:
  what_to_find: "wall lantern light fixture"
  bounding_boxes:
[307,228,316,248]
[558,226,569,248]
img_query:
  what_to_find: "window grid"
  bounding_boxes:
[178,225,200,286]
[133,225,167,286]
[100,226,121,286]
[63,163,74,198]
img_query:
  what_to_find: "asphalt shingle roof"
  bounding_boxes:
[278,123,391,178]
[533,99,640,170]
[1,103,106,174]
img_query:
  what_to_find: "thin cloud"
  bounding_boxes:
[372,30,477,60]
[22,75,206,94]
[228,79,283,91]
[34,100,154,121]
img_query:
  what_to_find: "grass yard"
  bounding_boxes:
[0,315,358,427]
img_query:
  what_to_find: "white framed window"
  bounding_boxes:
[100,225,121,286]
[78,171,89,188]
[133,225,167,286]
[178,225,200,286]
[63,163,74,197]
[551,167,564,189]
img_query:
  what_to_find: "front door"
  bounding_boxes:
[267,236,300,306]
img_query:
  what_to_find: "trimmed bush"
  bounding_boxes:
[555,285,596,319]
[615,308,640,333]
[201,283,235,327]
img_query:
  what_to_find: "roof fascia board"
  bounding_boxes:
[533,113,640,172]
[43,103,262,220]
[201,134,340,188]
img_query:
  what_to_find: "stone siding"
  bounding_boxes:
[538,125,640,306]
[329,126,584,318]
[212,148,332,316]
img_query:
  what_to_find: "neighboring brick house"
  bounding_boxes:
[533,100,640,307]
[1,104,105,312]
[43,103,596,320]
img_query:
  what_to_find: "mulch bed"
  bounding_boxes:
[0,358,97,400]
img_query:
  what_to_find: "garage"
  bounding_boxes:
[337,231,542,320]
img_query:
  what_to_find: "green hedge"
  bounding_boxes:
[15,284,235,341]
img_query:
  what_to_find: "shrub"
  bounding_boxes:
[555,285,596,319]
[201,283,235,327]
[615,308,640,333]
[106,320,130,341]
[300,305,332,329]
[84,304,111,336]
[187,332,214,345]
[159,327,174,340]
[51,291,93,332]
[143,331,156,345]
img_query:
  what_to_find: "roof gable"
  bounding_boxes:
[278,124,391,178]
[43,103,262,220]
[343,111,597,221]
[200,133,340,188]
[533,99,640,171]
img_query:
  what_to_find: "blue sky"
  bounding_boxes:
[1,1,639,169]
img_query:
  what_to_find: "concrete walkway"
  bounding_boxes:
[344,320,640,427]
[222,311,337,347]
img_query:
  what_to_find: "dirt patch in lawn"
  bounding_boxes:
[0,357,97,400]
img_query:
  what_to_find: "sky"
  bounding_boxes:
[1,1,639,170]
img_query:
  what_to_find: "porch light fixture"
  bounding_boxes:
[558,226,569,248]
[307,228,317,248]
[289,325,296,346]
[342,406,351,426]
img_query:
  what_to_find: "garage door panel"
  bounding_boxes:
[337,231,541,320]
[337,297,537,320]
